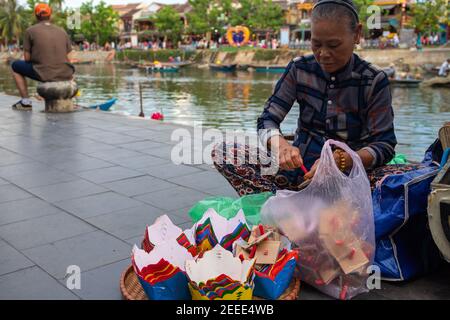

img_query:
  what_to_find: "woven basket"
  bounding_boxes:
[120,265,301,300]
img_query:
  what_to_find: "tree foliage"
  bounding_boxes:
[187,0,284,35]
[411,0,449,33]
[153,6,184,43]
[79,0,119,45]
[0,0,28,45]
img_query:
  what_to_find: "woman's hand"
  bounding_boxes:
[304,150,353,180]
[269,136,304,171]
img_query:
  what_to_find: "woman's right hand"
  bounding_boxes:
[269,135,304,171]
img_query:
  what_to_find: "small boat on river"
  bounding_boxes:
[139,64,180,73]
[390,78,423,87]
[249,65,286,73]
[209,63,237,72]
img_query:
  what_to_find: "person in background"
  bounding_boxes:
[10,3,74,111]
[438,58,450,77]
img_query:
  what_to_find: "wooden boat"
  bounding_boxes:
[89,98,117,111]
[149,66,179,73]
[237,64,250,71]
[138,63,179,73]
[162,61,193,68]
[421,76,450,88]
[72,60,95,65]
[249,65,286,73]
[209,63,237,72]
[390,78,423,87]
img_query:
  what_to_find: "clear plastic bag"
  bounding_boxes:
[260,140,375,299]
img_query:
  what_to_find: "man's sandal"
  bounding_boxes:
[12,101,32,111]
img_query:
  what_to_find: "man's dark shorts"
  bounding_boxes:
[11,60,42,81]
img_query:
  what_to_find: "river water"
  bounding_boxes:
[1,63,449,161]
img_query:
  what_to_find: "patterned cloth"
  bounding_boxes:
[257,53,397,170]
[212,143,426,196]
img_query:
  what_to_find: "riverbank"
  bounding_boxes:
[113,47,450,68]
[0,92,449,300]
[1,47,449,67]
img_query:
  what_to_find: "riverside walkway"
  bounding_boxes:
[0,93,448,300]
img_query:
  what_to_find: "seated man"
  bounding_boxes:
[11,3,75,111]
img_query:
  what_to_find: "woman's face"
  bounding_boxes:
[311,19,361,74]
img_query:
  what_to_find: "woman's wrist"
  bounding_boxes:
[333,149,353,172]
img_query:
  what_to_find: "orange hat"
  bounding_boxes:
[35,3,52,17]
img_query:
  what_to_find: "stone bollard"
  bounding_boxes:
[37,81,78,113]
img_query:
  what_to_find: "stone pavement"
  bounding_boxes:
[0,94,449,300]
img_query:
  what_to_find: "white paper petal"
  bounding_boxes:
[133,239,193,271]
[185,245,255,284]
[147,214,183,245]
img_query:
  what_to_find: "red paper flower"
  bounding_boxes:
[151,112,164,120]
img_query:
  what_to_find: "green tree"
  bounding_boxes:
[248,0,284,31]
[187,0,284,37]
[153,6,184,44]
[187,0,233,35]
[79,0,119,45]
[0,0,28,45]
[411,0,448,34]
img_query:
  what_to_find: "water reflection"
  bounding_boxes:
[0,63,449,161]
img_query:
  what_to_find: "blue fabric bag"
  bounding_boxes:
[373,144,443,280]
[137,272,191,300]
[253,258,297,300]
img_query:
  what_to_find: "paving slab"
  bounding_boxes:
[5,169,78,189]
[0,212,96,250]
[85,204,167,239]
[76,166,143,184]
[0,266,80,300]
[68,258,130,300]
[88,147,144,162]
[53,157,115,173]
[138,162,203,180]
[0,242,35,276]
[27,179,108,203]
[0,162,54,179]
[22,231,131,280]
[102,175,176,197]
[53,191,144,219]
[134,186,210,211]
[168,170,231,193]
[109,154,171,169]
[0,184,34,204]
[0,197,62,226]
[118,140,168,152]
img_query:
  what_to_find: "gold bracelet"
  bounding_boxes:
[336,149,346,172]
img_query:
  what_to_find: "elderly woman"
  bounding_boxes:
[212,0,401,196]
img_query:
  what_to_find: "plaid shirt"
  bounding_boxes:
[257,53,397,170]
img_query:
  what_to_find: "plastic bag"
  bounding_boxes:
[260,140,375,300]
[387,153,408,165]
[188,192,273,226]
